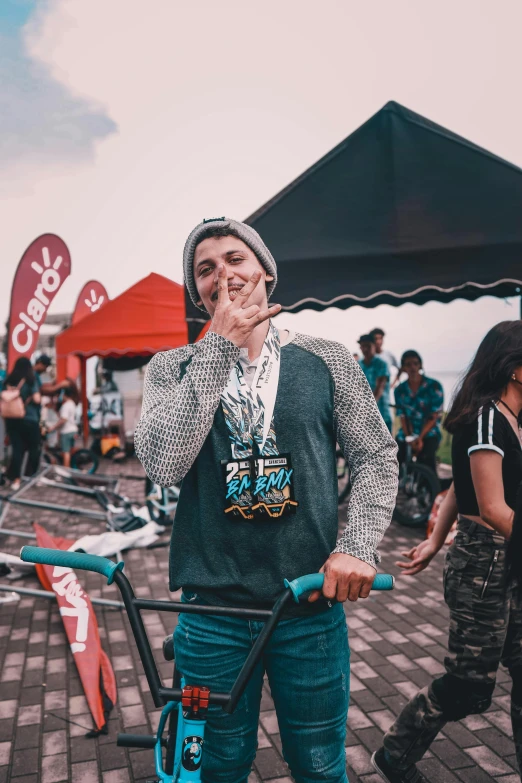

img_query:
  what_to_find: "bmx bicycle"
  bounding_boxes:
[41,429,99,474]
[393,435,440,528]
[20,546,394,782]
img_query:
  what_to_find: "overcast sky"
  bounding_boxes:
[1,0,521,374]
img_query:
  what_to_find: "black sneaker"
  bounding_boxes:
[371,747,426,783]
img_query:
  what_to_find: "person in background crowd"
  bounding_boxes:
[394,349,443,474]
[33,353,52,385]
[0,357,6,385]
[40,395,59,447]
[2,357,41,490]
[370,328,399,374]
[373,320,522,783]
[46,384,79,467]
[358,333,392,431]
[97,369,118,394]
[34,354,69,396]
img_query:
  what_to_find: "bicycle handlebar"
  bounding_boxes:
[284,572,394,602]
[20,546,124,585]
[20,546,395,603]
[21,547,394,599]
[20,546,395,714]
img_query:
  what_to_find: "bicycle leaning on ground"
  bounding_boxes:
[40,428,99,474]
[20,546,394,783]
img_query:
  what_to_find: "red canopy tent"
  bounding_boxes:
[55,272,188,442]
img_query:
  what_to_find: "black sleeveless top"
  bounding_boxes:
[452,404,522,515]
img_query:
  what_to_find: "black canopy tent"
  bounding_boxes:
[185,101,522,340]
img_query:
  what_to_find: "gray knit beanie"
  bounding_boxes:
[183,218,277,311]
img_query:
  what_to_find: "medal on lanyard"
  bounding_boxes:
[250,453,298,518]
[221,323,298,519]
[222,457,255,519]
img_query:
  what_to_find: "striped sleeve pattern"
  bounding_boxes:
[468,405,505,458]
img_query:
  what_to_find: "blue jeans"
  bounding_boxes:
[174,598,350,783]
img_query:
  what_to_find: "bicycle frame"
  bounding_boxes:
[154,683,211,782]
[19,547,393,783]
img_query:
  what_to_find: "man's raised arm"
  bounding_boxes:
[134,332,239,486]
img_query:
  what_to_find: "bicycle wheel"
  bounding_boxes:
[393,462,440,528]
[71,449,99,474]
[336,448,351,504]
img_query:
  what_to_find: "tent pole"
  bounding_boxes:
[80,356,89,446]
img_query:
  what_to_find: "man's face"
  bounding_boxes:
[403,357,421,376]
[34,361,47,375]
[359,341,375,361]
[373,334,383,351]
[193,236,273,317]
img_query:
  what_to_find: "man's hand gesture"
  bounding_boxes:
[209,265,281,348]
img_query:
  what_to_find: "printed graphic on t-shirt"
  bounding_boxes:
[220,323,298,519]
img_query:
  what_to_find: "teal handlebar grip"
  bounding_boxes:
[372,573,395,590]
[20,546,124,586]
[283,572,394,603]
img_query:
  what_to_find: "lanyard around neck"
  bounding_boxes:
[221,322,281,457]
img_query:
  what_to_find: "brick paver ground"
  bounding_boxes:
[0,459,518,782]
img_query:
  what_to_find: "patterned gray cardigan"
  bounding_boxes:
[135,331,398,582]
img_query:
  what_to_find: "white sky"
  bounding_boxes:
[2,0,521,372]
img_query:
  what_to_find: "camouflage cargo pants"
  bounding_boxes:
[383,517,522,771]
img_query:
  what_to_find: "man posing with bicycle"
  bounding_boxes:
[135,218,398,783]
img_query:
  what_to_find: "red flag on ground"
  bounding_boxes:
[33,523,117,735]
[7,235,72,372]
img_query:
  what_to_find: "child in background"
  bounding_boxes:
[48,385,78,467]
[40,396,59,447]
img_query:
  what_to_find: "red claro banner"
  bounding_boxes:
[73,279,109,322]
[58,280,109,381]
[33,523,117,736]
[7,234,72,372]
